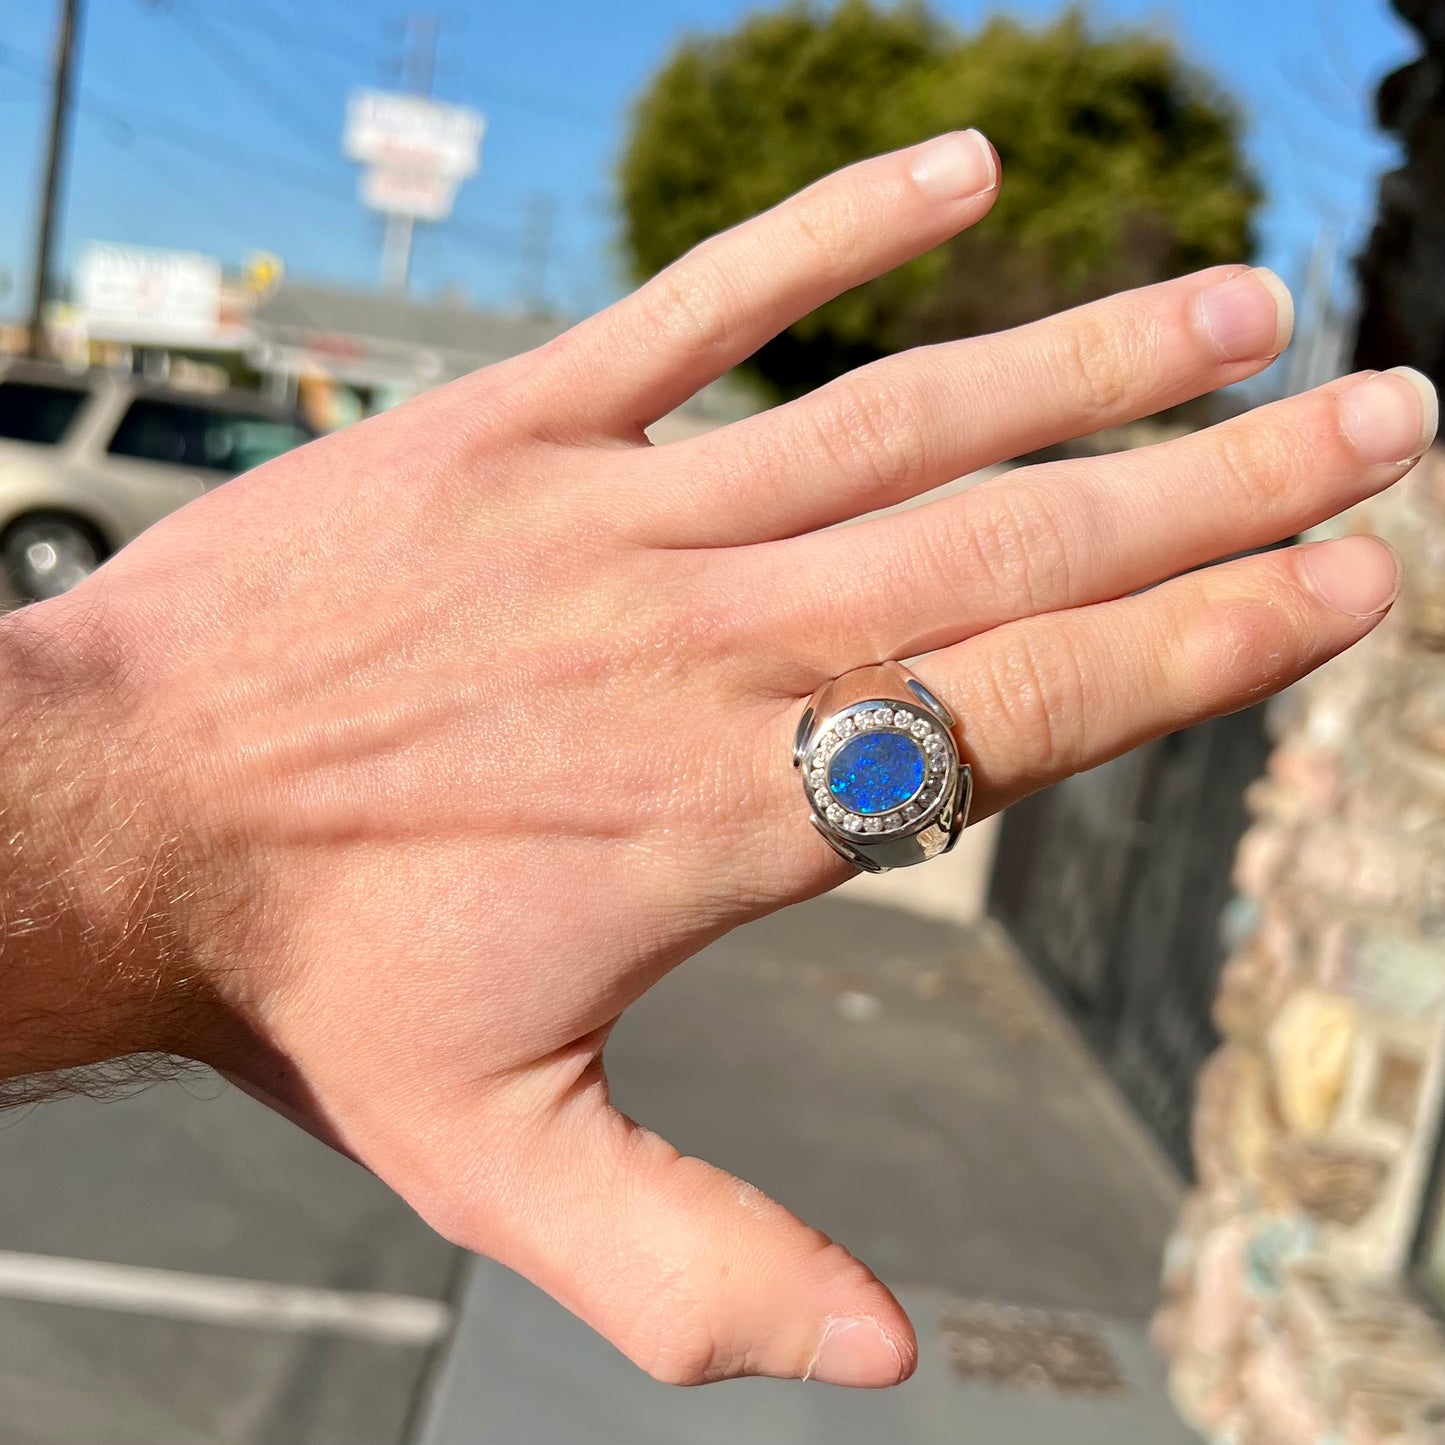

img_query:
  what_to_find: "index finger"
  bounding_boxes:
[555,132,1000,434]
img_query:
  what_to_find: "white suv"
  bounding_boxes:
[0,362,315,601]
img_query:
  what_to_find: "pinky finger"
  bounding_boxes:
[920,534,1399,820]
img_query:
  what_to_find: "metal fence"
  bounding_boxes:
[989,708,1273,1172]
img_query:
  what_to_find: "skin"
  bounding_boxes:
[0,133,1434,1388]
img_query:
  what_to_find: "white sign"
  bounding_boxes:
[360,167,457,222]
[345,89,484,180]
[77,243,221,343]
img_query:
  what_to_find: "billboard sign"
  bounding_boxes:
[77,243,222,343]
[360,166,457,222]
[345,89,485,184]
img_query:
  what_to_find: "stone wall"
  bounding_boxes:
[1156,452,1445,1444]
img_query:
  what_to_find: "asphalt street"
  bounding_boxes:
[0,894,1194,1444]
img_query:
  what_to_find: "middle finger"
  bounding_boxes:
[761,367,1436,670]
[631,266,1292,547]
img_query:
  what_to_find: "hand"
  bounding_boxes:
[1,130,1431,1388]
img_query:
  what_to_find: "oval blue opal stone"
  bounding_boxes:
[827,732,926,815]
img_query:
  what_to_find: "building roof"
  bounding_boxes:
[254,283,568,370]
[250,280,758,429]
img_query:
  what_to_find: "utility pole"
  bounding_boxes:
[380,14,442,292]
[401,13,439,95]
[26,0,85,358]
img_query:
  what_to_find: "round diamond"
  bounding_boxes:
[835,717,855,737]
[844,813,865,831]
[892,709,912,728]
[901,802,919,822]
[910,719,930,739]
[809,768,825,788]
[826,804,845,824]
[814,789,830,810]
[863,816,883,833]
[924,732,946,752]
[929,752,948,774]
[815,731,834,754]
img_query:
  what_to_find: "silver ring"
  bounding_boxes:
[793,661,972,873]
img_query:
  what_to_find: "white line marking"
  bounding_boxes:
[0,1250,452,1345]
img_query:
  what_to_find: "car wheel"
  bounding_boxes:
[1,513,106,603]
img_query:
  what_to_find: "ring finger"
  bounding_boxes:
[917,533,1399,822]
[747,535,1401,905]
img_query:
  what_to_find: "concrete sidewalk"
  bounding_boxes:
[421,1271,1194,1445]
[418,895,1195,1444]
[0,886,1196,1443]
[0,1075,458,1445]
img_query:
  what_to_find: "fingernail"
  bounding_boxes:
[1340,366,1438,464]
[806,1317,904,1388]
[1298,535,1400,618]
[909,130,996,202]
[1192,268,1293,361]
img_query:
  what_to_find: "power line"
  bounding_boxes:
[188,0,605,129]
[77,106,261,247]
[191,0,384,72]
[4,30,588,313]
[0,46,530,261]
[1,49,349,205]
[164,1,338,161]
[309,0,397,66]
[444,210,551,261]
[460,67,608,129]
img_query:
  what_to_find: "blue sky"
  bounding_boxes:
[0,0,1417,319]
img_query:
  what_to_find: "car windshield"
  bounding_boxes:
[0,380,89,445]
[107,398,312,477]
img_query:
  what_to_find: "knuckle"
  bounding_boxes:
[648,591,739,680]
[1190,589,1299,704]
[625,1288,726,1387]
[984,626,1091,781]
[591,560,741,684]
[782,183,864,285]
[952,477,1076,614]
[1306,383,1366,471]
[1063,310,1142,422]
[591,1141,733,1387]
[451,359,547,440]
[1205,408,1316,515]
[818,377,930,500]
[637,247,735,358]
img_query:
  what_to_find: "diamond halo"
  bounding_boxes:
[805,701,955,839]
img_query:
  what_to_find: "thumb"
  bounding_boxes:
[461,1090,917,1388]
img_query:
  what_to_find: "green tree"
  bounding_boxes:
[619,2,1260,400]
